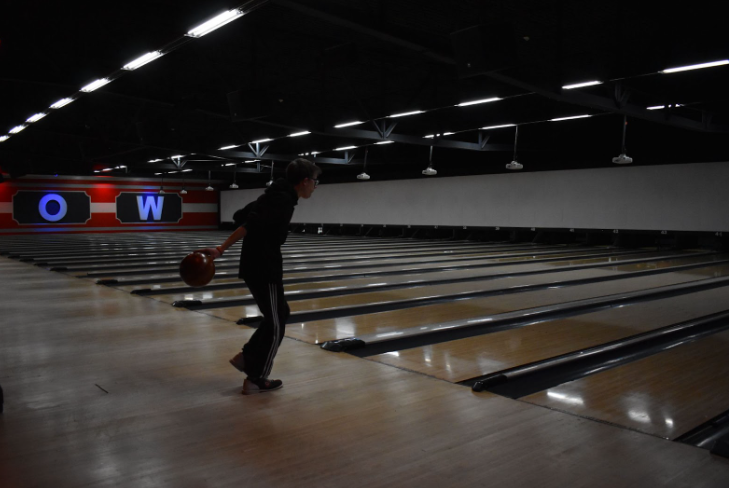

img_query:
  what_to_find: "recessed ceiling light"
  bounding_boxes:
[50,98,74,109]
[662,60,729,74]
[562,81,602,90]
[123,51,163,71]
[80,78,111,93]
[334,121,364,128]
[187,9,245,38]
[480,124,516,130]
[387,110,424,118]
[550,115,591,122]
[456,97,501,107]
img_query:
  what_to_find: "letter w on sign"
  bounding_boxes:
[137,195,165,221]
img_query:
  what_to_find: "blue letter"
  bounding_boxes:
[38,194,68,222]
[137,195,164,220]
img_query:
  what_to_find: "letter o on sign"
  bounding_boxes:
[38,194,68,222]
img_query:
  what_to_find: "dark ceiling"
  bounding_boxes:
[2,0,728,187]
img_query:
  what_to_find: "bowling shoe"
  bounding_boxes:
[242,378,283,395]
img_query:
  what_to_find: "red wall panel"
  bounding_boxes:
[0,175,219,234]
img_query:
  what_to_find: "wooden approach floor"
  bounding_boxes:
[2,257,729,487]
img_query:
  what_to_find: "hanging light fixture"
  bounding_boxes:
[205,171,214,191]
[612,115,633,164]
[505,125,523,170]
[357,147,370,180]
[229,163,239,189]
[422,145,437,175]
[266,162,275,187]
[158,177,166,194]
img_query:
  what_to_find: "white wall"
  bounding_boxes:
[221,162,729,232]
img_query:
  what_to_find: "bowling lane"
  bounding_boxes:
[367,285,729,382]
[241,263,729,345]
[521,327,729,439]
[64,242,555,275]
[151,248,666,304]
[109,246,632,291]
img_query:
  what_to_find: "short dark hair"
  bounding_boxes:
[286,158,321,185]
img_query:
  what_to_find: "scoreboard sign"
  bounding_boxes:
[116,193,183,223]
[12,191,91,224]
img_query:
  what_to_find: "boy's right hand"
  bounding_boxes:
[196,247,222,259]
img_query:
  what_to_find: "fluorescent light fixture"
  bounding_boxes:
[550,114,591,122]
[662,60,729,74]
[647,104,683,110]
[102,168,113,172]
[562,80,602,90]
[187,9,244,38]
[0,136,9,143]
[182,169,193,172]
[335,146,357,151]
[225,163,236,166]
[424,132,453,138]
[251,138,271,144]
[170,155,184,159]
[168,170,178,174]
[219,144,239,150]
[123,51,162,70]
[26,113,47,123]
[50,98,73,109]
[80,78,111,93]
[334,121,364,128]
[9,125,27,134]
[457,97,501,107]
[375,141,394,145]
[288,131,311,137]
[93,170,100,173]
[388,110,424,118]
[118,165,126,169]
[244,159,259,163]
[148,159,163,163]
[480,124,515,130]
[155,172,163,175]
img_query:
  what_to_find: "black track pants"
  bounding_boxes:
[241,279,290,379]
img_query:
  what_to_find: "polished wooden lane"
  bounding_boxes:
[199,255,728,328]
[32,238,509,266]
[367,285,729,382]
[232,263,729,345]
[105,245,633,289]
[62,242,555,276]
[145,248,668,302]
[6,234,443,260]
[2,258,728,487]
[521,328,729,440]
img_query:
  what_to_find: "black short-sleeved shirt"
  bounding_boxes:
[233,178,298,281]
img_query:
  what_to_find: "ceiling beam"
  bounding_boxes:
[485,72,729,134]
[270,0,455,65]
[217,150,354,165]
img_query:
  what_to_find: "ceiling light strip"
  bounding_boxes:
[662,60,729,74]
[187,9,245,38]
[562,81,602,90]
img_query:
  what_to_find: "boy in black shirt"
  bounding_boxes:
[202,158,321,394]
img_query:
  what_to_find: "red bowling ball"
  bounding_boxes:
[179,251,215,287]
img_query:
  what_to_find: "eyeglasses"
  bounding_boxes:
[311,178,319,187]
